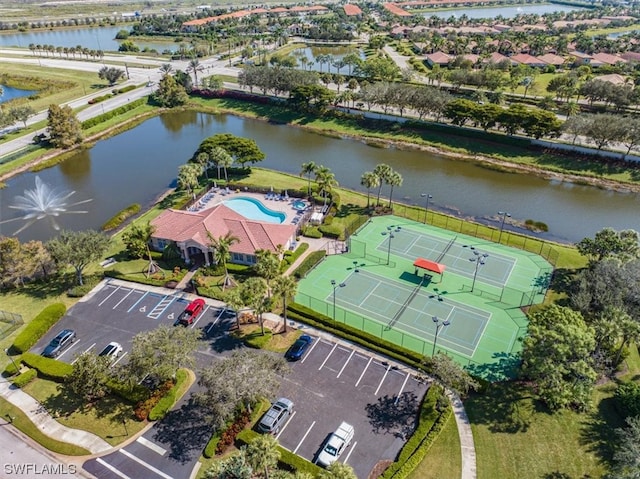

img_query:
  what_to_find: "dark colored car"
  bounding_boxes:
[98,342,123,358]
[42,329,76,358]
[285,334,313,361]
[177,298,205,326]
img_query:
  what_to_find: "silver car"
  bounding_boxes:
[258,398,294,434]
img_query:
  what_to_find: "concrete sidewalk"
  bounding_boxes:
[0,381,112,455]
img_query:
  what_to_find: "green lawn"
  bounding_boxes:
[408,411,461,479]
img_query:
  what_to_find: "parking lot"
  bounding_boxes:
[32,280,429,479]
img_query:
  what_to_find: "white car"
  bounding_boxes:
[98,342,123,358]
[316,422,354,467]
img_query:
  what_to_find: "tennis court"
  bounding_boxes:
[296,215,553,378]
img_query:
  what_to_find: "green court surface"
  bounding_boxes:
[295,216,553,379]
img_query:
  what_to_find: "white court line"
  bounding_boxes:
[136,436,167,456]
[300,336,320,364]
[293,421,315,454]
[119,449,173,479]
[343,441,357,464]
[394,373,411,405]
[375,364,391,396]
[96,458,131,479]
[276,411,296,440]
[113,288,136,309]
[99,285,121,306]
[336,349,355,378]
[355,357,372,388]
[319,342,338,370]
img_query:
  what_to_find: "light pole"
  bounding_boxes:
[4,349,19,373]
[497,211,511,244]
[382,226,401,265]
[432,316,450,356]
[331,280,346,320]
[420,193,432,224]
[469,249,489,293]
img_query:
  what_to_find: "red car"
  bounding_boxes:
[177,298,205,326]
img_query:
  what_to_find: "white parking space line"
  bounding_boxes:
[336,349,355,378]
[57,340,81,360]
[96,458,131,479]
[71,342,96,364]
[394,373,411,405]
[119,449,173,479]
[318,342,338,371]
[343,441,357,464]
[276,410,296,440]
[355,357,372,387]
[113,288,136,309]
[375,364,391,396]
[99,286,121,306]
[136,436,167,456]
[293,421,316,454]
[191,305,210,328]
[205,309,225,334]
[300,336,320,364]
[127,291,149,313]
[111,351,127,368]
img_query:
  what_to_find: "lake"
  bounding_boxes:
[0,84,36,104]
[424,3,586,20]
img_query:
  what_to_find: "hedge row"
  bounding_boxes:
[235,429,323,476]
[12,303,67,354]
[301,226,322,239]
[281,242,309,271]
[12,369,37,388]
[106,378,150,404]
[148,369,189,421]
[101,203,141,231]
[88,94,113,104]
[113,84,136,94]
[286,303,424,370]
[380,385,443,478]
[20,352,73,381]
[81,97,146,129]
[318,224,342,239]
[292,251,326,279]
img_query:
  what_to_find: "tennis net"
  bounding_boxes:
[436,235,457,262]
[386,276,425,330]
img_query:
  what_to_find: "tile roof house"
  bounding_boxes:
[150,204,297,266]
[537,53,566,67]
[591,52,627,66]
[509,53,548,67]
[425,51,452,66]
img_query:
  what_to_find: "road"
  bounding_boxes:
[0,419,89,479]
[0,48,242,163]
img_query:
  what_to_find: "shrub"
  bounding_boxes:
[217,408,251,454]
[20,352,73,381]
[12,369,37,388]
[81,98,146,129]
[281,243,309,270]
[148,369,189,421]
[2,358,21,377]
[292,251,326,279]
[101,203,141,231]
[318,224,342,239]
[301,226,322,239]
[134,379,174,421]
[107,379,150,404]
[12,304,66,354]
[615,381,640,419]
[87,94,113,105]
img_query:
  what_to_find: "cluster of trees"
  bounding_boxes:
[0,104,35,129]
[562,113,640,155]
[28,43,104,61]
[0,229,110,289]
[46,104,83,148]
[359,163,403,209]
[521,228,640,411]
[298,161,338,205]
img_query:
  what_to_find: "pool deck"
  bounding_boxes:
[187,188,310,226]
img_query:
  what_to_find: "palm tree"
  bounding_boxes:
[194,152,210,179]
[387,171,403,209]
[159,63,173,76]
[245,434,280,477]
[254,249,281,299]
[241,277,269,335]
[360,171,379,208]
[315,165,338,206]
[208,146,231,180]
[207,231,239,290]
[224,288,245,330]
[187,57,204,87]
[373,163,392,207]
[177,163,201,197]
[300,161,317,198]
[273,275,297,333]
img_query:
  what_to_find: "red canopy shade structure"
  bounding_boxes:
[413,258,446,275]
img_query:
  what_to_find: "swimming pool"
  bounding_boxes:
[223,196,286,224]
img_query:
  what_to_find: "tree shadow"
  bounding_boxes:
[365,391,419,439]
[205,330,244,353]
[39,383,85,419]
[579,395,625,469]
[466,352,521,382]
[464,381,535,433]
[152,397,213,464]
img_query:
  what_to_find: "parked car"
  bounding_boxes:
[177,298,205,326]
[98,342,123,358]
[258,398,294,434]
[42,329,76,358]
[316,421,355,467]
[285,334,313,361]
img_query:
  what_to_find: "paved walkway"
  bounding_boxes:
[0,381,112,455]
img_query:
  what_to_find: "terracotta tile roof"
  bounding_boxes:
[383,3,411,16]
[150,204,296,256]
[537,53,566,66]
[591,52,627,65]
[344,4,363,16]
[510,53,547,65]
